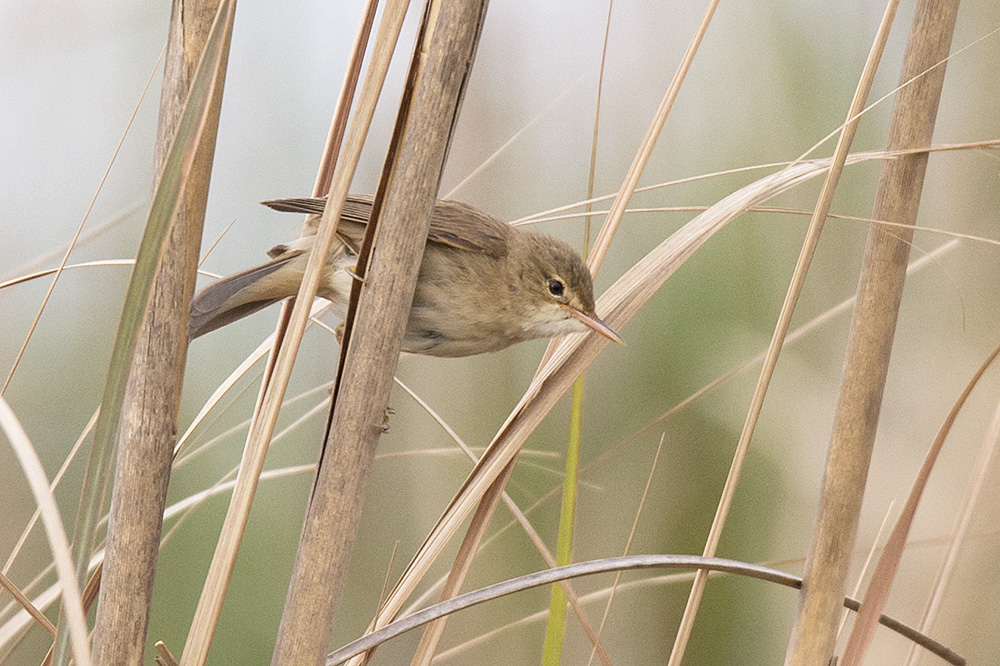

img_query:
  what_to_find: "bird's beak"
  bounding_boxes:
[569,307,624,345]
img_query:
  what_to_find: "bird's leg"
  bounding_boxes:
[380,407,395,434]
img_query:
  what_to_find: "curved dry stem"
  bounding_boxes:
[326,555,964,666]
[0,398,91,666]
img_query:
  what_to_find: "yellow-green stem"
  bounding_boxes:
[541,375,584,664]
[542,3,607,655]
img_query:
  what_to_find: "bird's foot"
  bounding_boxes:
[380,406,395,434]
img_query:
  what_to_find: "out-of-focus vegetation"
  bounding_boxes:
[2,1,998,664]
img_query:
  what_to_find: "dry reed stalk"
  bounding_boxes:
[840,343,1000,664]
[155,641,179,666]
[270,2,490,664]
[176,1,396,663]
[310,0,379,199]
[250,0,380,459]
[668,2,902,662]
[784,1,961,664]
[180,13,379,641]
[409,469,509,666]
[383,5,721,664]
[586,0,719,275]
[0,571,54,639]
[87,1,233,664]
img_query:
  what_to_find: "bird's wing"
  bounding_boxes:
[261,195,508,257]
[424,199,508,257]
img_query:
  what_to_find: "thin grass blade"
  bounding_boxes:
[840,343,1000,666]
[0,399,92,666]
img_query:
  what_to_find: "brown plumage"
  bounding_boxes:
[189,194,621,357]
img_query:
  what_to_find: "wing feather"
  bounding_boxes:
[261,195,508,257]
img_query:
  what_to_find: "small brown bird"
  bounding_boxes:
[189,194,622,357]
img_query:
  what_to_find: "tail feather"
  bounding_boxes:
[189,251,305,339]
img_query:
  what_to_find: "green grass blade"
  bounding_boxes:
[541,375,585,665]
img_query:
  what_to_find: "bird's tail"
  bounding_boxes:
[189,250,307,339]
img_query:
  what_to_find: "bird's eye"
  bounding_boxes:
[547,279,565,298]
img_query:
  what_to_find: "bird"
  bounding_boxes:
[188,194,622,357]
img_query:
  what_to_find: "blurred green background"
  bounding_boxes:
[2,0,999,664]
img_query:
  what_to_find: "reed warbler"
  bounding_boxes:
[189,194,622,357]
